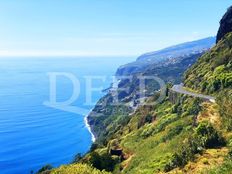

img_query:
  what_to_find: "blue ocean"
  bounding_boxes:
[0,57,134,174]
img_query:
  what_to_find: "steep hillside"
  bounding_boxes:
[86,32,232,172]
[184,32,232,138]
[184,33,232,95]
[84,93,231,174]
[85,6,232,174]
[88,45,210,145]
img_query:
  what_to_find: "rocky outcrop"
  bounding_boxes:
[216,6,232,43]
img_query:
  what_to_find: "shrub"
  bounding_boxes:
[187,98,202,116]
[164,122,225,172]
[88,152,119,172]
[161,125,183,142]
[51,163,110,174]
[217,90,232,131]
[37,164,53,174]
[196,121,225,148]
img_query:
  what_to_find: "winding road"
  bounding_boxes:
[171,84,216,103]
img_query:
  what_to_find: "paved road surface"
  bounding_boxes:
[171,84,216,103]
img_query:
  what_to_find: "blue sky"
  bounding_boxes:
[0,0,231,57]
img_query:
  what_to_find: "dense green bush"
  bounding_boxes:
[184,33,232,94]
[164,137,201,172]
[217,89,232,131]
[88,152,119,172]
[51,163,110,174]
[164,122,225,172]
[187,98,202,116]
[196,121,225,148]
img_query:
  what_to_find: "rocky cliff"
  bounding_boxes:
[216,6,232,43]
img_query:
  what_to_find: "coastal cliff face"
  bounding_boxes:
[216,6,232,43]
[87,38,215,144]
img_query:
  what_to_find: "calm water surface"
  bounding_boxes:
[0,57,134,174]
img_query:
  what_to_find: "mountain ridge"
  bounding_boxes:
[116,37,215,77]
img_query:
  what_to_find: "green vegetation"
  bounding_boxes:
[165,121,225,172]
[88,52,205,147]
[114,96,227,174]
[83,151,119,172]
[62,88,230,174]
[69,95,215,174]
[203,156,232,174]
[184,33,232,94]
[88,95,132,145]
[217,89,232,131]
[86,33,232,172]
[51,163,110,174]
